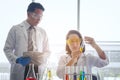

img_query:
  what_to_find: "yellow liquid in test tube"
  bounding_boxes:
[77,77,80,80]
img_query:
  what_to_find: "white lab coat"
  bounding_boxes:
[56,53,109,79]
[3,21,50,80]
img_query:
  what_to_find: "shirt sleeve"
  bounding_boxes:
[56,55,66,79]
[3,26,17,64]
[87,53,109,67]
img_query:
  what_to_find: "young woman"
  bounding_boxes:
[56,30,109,79]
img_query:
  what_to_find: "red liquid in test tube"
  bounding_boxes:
[65,74,69,80]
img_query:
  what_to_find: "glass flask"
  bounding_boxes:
[25,64,37,80]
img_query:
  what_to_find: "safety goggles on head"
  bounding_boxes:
[66,38,81,45]
[31,12,43,20]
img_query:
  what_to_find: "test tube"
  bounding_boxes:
[76,66,80,80]
[82,71,85,80]
[65,74,69,80]
[73,66,77,80]
[65,66,70,80]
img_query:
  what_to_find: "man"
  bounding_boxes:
[4,2,50,80]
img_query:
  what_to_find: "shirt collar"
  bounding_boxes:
[23,20,37,30]
[23,20,30,30]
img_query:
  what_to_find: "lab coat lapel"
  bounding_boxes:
[22,27,28,41]
[20,22,28,42]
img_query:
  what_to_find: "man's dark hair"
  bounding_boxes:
[27,2,45,12]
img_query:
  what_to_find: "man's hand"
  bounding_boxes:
[16,57,31,66]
